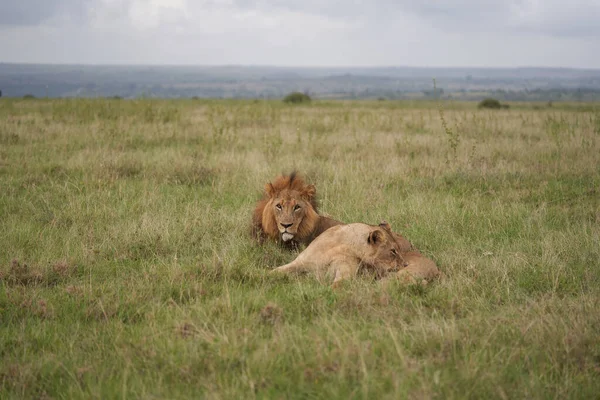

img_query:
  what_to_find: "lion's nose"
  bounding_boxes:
[280,223,293,229]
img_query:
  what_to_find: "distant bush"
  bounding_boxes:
[478,98,509,109]
[23,94,35,99]
[283,92,311,104]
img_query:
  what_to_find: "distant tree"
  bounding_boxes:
[478,98,508,109]
[0,89,2,98]
[23,94,35,99]
[283,91,311,104]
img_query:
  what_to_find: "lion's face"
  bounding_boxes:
[270,190,313,242]
[366,223,406,274]
[260,179,319,244]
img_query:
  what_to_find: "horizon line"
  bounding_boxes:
[1,61,600,71]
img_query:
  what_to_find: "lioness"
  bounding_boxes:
[272,222,406,287]
[252,172,413,250]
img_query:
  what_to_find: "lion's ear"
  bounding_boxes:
[379,221,392,231]
[265,182,276,198]
[368,229,385,245]
[302,184,316,200]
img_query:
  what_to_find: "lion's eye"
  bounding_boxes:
[275,204,282,210]
[293,205,301,211]
[391,249,398,256]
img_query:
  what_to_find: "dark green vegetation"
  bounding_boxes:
[478,98,509,109]
[1,98,599,398]
[283,92,311,104]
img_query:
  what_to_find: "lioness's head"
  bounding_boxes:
[261,173,319,243]
[364,222,406,275]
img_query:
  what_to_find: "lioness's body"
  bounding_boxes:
[303,216,342,243]
[273,223,405,286]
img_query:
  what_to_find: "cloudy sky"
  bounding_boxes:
[1,0,598,68]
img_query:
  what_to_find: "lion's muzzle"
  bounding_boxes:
[281,232,294,242]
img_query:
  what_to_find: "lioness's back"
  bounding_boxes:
[305,223,373,250]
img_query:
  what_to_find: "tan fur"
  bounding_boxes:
[252,172,343,248]
[390,251,441,285]
[272,223,406,287]
[368,222,440,284]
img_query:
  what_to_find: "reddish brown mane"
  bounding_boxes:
[266,171,319,211]
[251,172,325,246]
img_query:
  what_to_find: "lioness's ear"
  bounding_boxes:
[302,184,316,200]
[368,229,385,245]
[379,221,392,231]
[265,182,275,198]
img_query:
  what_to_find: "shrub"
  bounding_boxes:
[23,94,36,99]
[283,92,311,104]
[478,98,509,109]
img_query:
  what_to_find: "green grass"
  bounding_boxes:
[1,98,599,399]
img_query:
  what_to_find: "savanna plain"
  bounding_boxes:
[1,98,599,399]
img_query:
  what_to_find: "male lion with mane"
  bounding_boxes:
[251,172,342,249]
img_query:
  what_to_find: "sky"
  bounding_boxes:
[0,0,599,68]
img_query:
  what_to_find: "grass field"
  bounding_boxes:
[1,98,599,399]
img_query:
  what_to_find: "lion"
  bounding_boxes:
[272,222,406,287]
[251,172,342,248]
[391,251,441,285]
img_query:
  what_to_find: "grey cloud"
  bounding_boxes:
[3,0,599,38]
[0,1,58,25]
[0,0,598,67]
[219,0,505,20]
[391,0,600,37]
[509,1,600,38]
[0,0,92,26]
[196,0,387,20]
[228,0,600,37]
